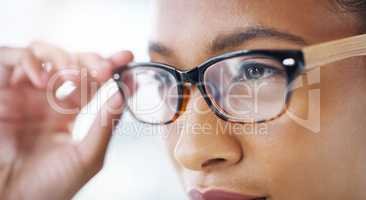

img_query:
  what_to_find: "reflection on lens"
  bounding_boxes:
[118,66,179,124]
[204,56,289,122]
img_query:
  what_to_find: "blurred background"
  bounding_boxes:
[0,0,186,199]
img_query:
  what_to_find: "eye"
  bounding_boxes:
[235,62,282,81]
[154,71,172,86]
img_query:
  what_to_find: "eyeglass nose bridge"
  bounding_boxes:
[174,67,201,118]
[177,67,231,124]
[176,67,212,119]
[181,67,200,84]
[173,68,199,117]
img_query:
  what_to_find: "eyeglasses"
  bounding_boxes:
[113,34,366,125]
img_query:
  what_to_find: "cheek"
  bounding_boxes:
[249,117,332,198]
[320,58,366,131]
[251,59,366,198]
[260,125,365,199]
[287,68,320,121]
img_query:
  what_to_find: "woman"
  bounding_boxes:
[1,0,366,199]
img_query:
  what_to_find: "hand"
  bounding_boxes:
[0,42,133,200]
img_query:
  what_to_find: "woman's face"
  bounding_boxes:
[150,0,366,199]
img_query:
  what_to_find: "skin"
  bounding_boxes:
[0,43,133,200]
[152,0,366,200]
[1,0,366,200]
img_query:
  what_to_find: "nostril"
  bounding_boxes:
[201,158,227,169]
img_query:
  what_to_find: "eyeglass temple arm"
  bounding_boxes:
[302,34,366,71]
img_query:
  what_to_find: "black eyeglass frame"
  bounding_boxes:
[112,33,366,125]
[113,49,305,125]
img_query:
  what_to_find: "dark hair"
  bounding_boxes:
[334,0,366,31]
[336,0,366,11]
[336,0,366,17]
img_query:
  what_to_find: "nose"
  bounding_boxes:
[174,89,243,171]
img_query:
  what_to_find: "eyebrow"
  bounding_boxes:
[210,27,307,52]
[148,26,307,57]
[148,41,172,57]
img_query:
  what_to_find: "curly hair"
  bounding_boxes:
[336,0,366,16]
[333,0,366,31]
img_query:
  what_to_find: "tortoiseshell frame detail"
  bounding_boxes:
[113,33,366,125]
[113,50,305,125]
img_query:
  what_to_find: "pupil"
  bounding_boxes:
[247,65,264,79]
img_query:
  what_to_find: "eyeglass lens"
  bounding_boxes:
[117,55,290,124]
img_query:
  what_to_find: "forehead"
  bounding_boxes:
[151,0,357,66]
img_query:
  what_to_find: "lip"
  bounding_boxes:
[189,189,267,200]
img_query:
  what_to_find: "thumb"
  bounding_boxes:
[76,91,124,170]
[109,50,134,67]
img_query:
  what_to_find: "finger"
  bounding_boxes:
[0,65,13,88]
[76,50,133,84]
[29,41,75,82]
[109,50,134,67]
[0,47,45,88]
[62,51,133,104]
[110,51,136,99]
[108,50,134,93]
[30,42,78,102]
[76,92,124,165]
[10,66,27,85]
[60,53,112,107]
[74,52,113,84]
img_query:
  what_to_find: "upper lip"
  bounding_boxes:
[189,189,267,200]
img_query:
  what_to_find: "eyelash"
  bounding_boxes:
[231,62,278,81]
